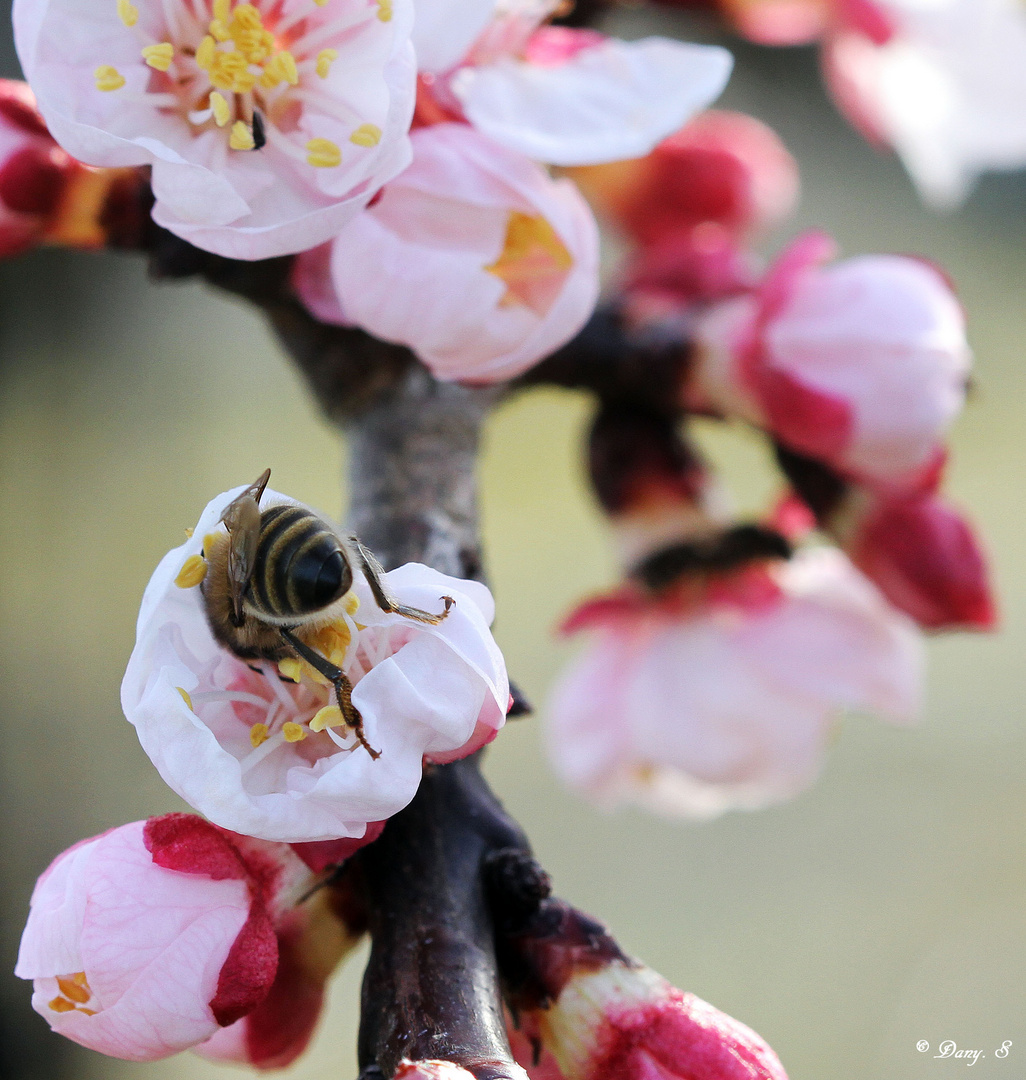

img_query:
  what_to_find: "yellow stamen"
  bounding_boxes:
[176,687,193,711]
[209,53,257,93]
[309,705,344,733]
[141,43,175,71]
[260,50,299,88]
[56,976,90,1004]
[313,0,329,6]
[213,0,231,24]
[278,657,304,683]
[306,138,341,167]
[230,120,256,150]
[250,722,269,747]
[282,721,307,742]
[209,91,231,126]
[175,554,208,588]
[350,124,381,148]
[376,0,392,20]
[70,972,89,987]
[184,527,195,538]
[203,531,222,554]
[484,211,574,315]
[49,996,76,1014]
[345,593,360,615]
[195,35,216,69]
[94,66,126,92]
[316,48,338,78]
[117,0,139,27]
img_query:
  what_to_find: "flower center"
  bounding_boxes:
[484,211,574,316]
[48,972,97,1017]
[94,0,389,167]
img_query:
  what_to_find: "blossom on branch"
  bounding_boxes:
[121,482,509,842]
[413,2,734,167]
[15,814,359,1066]
[824,0,1026,207]
[295,123,600,381]
[691,231,971,485]
[547,546,923,818]
[14,0,417,258]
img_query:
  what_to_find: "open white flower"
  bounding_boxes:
[412,0,734,168]
[14,0,416,257]
[825,0,1026,207]
[122,483,509,842]
[546,548,923,819]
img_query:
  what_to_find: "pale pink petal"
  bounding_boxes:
[453,38,733,166]
[412,0,498,74]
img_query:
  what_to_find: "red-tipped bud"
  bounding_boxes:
[515,962,788,1080]
[570,111,798,248]
[719,0,830,45]
[846,491,996,631]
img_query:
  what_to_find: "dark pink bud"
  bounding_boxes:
[0,144,68,215]
[0,80,51,137]
[850,493,996,631]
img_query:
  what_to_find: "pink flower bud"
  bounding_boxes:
[15,814,353,1066]
[516,962,788,1080]
[0,80,74,257]
[692,232,971,485]
[580,110,799,246]
[842,489,996,631]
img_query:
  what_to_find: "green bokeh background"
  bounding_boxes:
[1,11,1024,1080]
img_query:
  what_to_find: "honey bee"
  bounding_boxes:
[201,469,452,759]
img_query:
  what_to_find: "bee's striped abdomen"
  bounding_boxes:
[248,505,349,620]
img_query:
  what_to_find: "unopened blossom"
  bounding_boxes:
[122,481,508,842]
[547,547,923,818]
[14,0,417,258]
[829,486,996,631]
[569,110,800,247]
[412,2,734,168]
[295,123,600,382]
[15,814,358,1065]
[691,232,971,485]
[525,962,789,1080]
[824,0,1026,207]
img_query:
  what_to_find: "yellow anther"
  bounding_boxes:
[142,43,175,71]
[309,705,344,733]
[316,48,338,78]
[184,527,195,538]
[209,91,231,126]
[49,996,76,1014]
[210,53,257,93]
[56,976,90,1004]
[229,120,256,150]
[70,972,89,987]
[231,3,262,28]
[196,35,216,69]
[313,0,329,6]
[202,531,222,554]
[117,0,139,27]
[278,657,304,683]
[176,687,193,711]
[282,721,307,743]
[260,50,299,88]
[209,18,231,41]
[376,0,392,20]
[344,593,360,615]
[213,0,231,24]
[175,554,208,588]
[278,51,298,84]
[350,124,382,148]
[94,66,126,92]
[250,722,269,747]
[306,138,341,167]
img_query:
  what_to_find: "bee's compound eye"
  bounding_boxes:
[292,548,347,613]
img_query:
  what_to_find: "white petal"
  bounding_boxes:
[412,0,498,73]
[453,37,733,166]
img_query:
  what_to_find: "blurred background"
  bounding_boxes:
[1,7,1024,1080]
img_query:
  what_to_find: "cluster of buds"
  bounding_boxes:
[540,99,993,816]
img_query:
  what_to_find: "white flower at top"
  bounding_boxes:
[121,482,509,842]
[412,0,735,168]
[825,0,1026,207]
[14,0,417,258]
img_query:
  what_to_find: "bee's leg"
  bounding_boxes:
[279,629,381,760]
[344,535,454,624]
